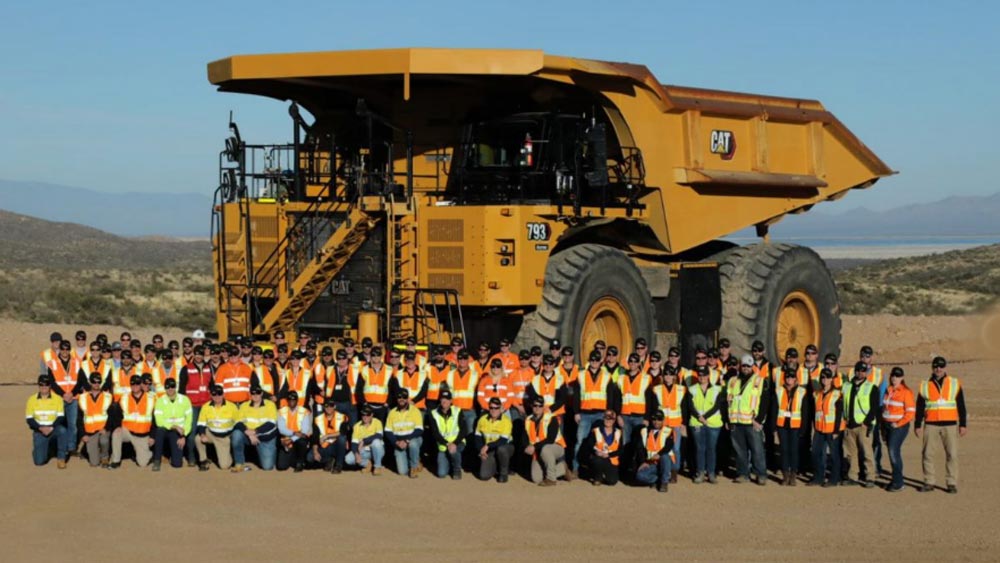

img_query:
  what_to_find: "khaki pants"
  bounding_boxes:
[843,426,874,481]
[530,444,567,483]
[922,424,959,486]
[196,432,233,469]
[83,431,110,466]
[112,428,153,466]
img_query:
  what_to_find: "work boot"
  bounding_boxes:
[755,475,766,487]
[693,473,704,484]
[451,472,462,481]
[862,480,876,489]
[372,467,383,476]
[498,474,509,483]
[331,465,342,474]
[841,479,858,486]
[186,459,197,468]
[152,461,161,472]
[294,463,304,473]
[887,485,903,493]
[669,470,678,484]
[564,469,577,482]
[807,480,821,487]
[732,476,749,484]
[409,468,419,479]
[657,483,669,493]
[57,460,67,470]
[100,458,110,468]
[707,474,718,484]
[947,485,958,494]
[540,479,557,487]
[198,462,210,472]
[592,479,602,487]
[789,472,798,487]
[780,471,789,486]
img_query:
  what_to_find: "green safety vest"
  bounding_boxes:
[841,379,874,425]
[430,406,463,452]
[728,375,764,425]
[689,384,723,428]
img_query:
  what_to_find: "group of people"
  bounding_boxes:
[27,327,967,494]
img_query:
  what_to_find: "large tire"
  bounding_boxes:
[711,243,841,359]
[515,244,655,356]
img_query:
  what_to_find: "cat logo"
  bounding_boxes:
[710,130,736,160]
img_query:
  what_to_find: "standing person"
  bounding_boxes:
[47,339,84,457]
[475,397,515,483]
[40,332,62,375]
[524,397,568,486]
[525,355,568,417]
[882,367,915,492]
[445,336,464,366]
[645,351,664,386]
[385,388,424,477]
[110,375,155,469]
[590,409,622,487]
[915,356,967,494]
[195,385,239,471]
[633,411,674,493]
[476,359,513,415]
[151,379,193,471]
[312,401,350,473]
[633,338,650,372]
[392,351,430,411]
[774,368,808,486]
[320,348,359,425]
[79,373,113,467]
[178,345,213,466]
[352,405,385,475]
[617,353,652,446]
[727,355,769,485]
[429,390,467,479]
[489,338,519,374]
[506,350,532,424]
[250,349,281,401]
[473,342,492,375]
[685,365,727,484]
[443,350,480,433]
[276,391,312,472]
[649,365,685,483]
[425,345,454,412]
[26,375,68,467]
[842,361,881,488]
[850,345,887,475]
[809,369,843,487]
[235,385,279,471]
[572,350,621,479]
[357,347,393,424]
[555,346,579,384]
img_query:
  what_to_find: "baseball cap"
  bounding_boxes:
[518,350,530,360]
[405,336,417,346]
[342,338,356,347]
[531,396,545,407]
[549,339,561,349]
[164,379,177,389]
[696,365,709,376]
[370,346,383,356]
[290,350,304,360]
[490,358,503,369]
[38,374,53,385]
[561,347,575,357]
[542,354,557,365]
[785,348,799,358]
[450,336,464,346]
[361,337,373,347]
[456,350,470,360]
[890,367,905,378]
[649,351,662,362]
[718,338,731,348]
[404,351,417,361]
[161,350,174,360]
[88,372,103,384]
[337,349,350,360]
[530,346,543,356]
[321,346,334,356]
[634,337,648,347]
[499,338,511,346]
[130,375,142,385]
[667,347,680,357]
[627,353,641,363]
[650,410,665,421]
[397,388,410,399]
[360,405,374,416]
[141,374,153,384]
[820,368,834,379]
[323,401,337,410]
[860,345,874,356]
[192,329,206,339]
[606,345,619,356]
[805,344,818,354]
[854,361,868,373]
[588,350,602,362]
[59,340,71,351]
[249,384,263,394]
[751,340,765,352]
[783,367,798,379]
[121,350,133,360]
[488,397,503,408]
[439,390,453,400]
[111,341,122,350]
[932,356,947,368]
[741,355,754,367]
[75,330,87,340]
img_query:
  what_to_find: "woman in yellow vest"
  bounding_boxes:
[684,366,727,484]
[808,369,843,487]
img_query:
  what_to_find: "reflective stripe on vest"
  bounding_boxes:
[641,427,674,461]
[430,406,462,451]
[689,385,723,428]
[525,412,566,452]
[775,386,806,429]
[397,365,429,407]
[530,373,566,414]
[882,386,915,422]
[362,364,392,404]
[48,357,81,394]
[842,380,874,425]
[579,368,612,411]
[814,389,842,434]
[920,376,960,423]
[446,366,480,410]
[81,392,113,433]
[656,383,686,426]
[315,411,349,440]
[619,372,651,416]
[728,376,764,425]
[593,427,621,466]
[280,406,309,433]
[121,393,154,434]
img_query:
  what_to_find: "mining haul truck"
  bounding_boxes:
[208,48,892,359]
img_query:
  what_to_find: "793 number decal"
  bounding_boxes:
[526,222,551,241]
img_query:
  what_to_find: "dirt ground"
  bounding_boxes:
[2,315,999,561]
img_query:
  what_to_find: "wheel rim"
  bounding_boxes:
[581,296,634,358]
[776,290,820,354]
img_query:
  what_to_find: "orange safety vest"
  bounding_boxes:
[283,365,311,403]
[427,363,453,402]
[121,392,155,434]
[396,365,429,409]
[361,364,392,405]
[579,367,612,411]
[215,362,252,403]
[507,367,533,407]
[530,372,566,416]
[488,352,520,375]
[920,376,960,423]
[655,383,686,427]
[446,367,480,411]
[110,365,138,402]
[83,358,111,382]
[315,411,349,439]
[772,365,809,388]
[477,374,512,411]
[153,362,181,397]
[312,362,333,405]
[48,357,82,395]
[556,363,579,384]
[641,427,674,461]
[813,389,843,434]
[882,385,916,427]
[775,385,807,429]
[593,427,621,466]
[80,391,113,433]
[279,405,309,433]
[525,412,566,452]
[254,364,279,396]
[618,371,651,416]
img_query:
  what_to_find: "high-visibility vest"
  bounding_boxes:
[919,376,960,423]
[361,364,392,405]
[315,410,349,441]
[312,362,333,404]
[279,405,309,433]
[579,367,613,411]
[530,372,566,415]
[215,362,251,403]
[110,365,138,402]
[83,358,112,382]
[488,352,519,375]
[848,366,884,388]
[430,406,463,451]
[80,391,113,433]
[199,400,239,434]
[814,389,842,434]
[284,366,311,401]
[427,364,453,402]
[689,384,724,428]
[655,383,686,426]
[238,400,277,431]
[40,347,57,366]
[254,364,278,396]
[120,392,154,434]
[842,379,875,426]
[507,367,532,407]
[618,372,651,416]
[775,385,807,429]
[477,375,512,411]
[882,385,916,425]
[556,363,579,384]
[771,365,808,387]
[396,365,430,408]
[593,427,621,466]
[152,362,181,398]
[525,412,566,451]
[47,357,82,395]
[728,375,764,425]
[446,366,480,410]
[639,427,674,461]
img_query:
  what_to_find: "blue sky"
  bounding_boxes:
[1,0,996,211]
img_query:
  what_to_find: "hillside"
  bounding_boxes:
[836,244,1000,315]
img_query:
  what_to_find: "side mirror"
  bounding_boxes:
[584,123,609,187]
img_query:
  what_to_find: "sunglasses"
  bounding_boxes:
[603,415,616,420]
[668,354,679,359]
[820,375,833,379]
[695,355,707,360]
[824,361,836,366]
[627,359,638,364]
[38,382,50,386]
[489,406,501,410]
[607,352,618,356]
[251,390,262,395]
[362,413,373,417]
[636,344,647,349]
[76,337,86,341]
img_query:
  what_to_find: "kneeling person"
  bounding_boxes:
[429,390,467,479]
[385,388,424,477]
[277,391,312,472]
[590,409,621,486]
[634,411,675,492]
[313,400,350,473]
[524,397,567,486]
[235,385,279,470]
[476,397,515,483]
[195,385,239,471]
[152,378,193,471]
[79,372,113,467]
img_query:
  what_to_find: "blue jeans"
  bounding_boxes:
[811,432,841,485]
[62,399,79,451]
[436,443,465,478]
[460,410,478,438]
[358,438,385,468]
[231,429,248,465]
[335,402,356,426]
[186,405,202,463]
[393,436,423,474]
[153,427,185,467]
[621,415,645,445]
[256,439,277,470]
[872,424,884,471]
[635,455,671,485]
[32,426,68,465]
[692,425,721,477]
[777,426,801,472]
[886,423,908,489]
[318,436,347,467]
[730,424,766,479]
[668,425,683,473]
[574,412,603,470]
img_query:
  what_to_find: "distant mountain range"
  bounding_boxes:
[2,178,999,239]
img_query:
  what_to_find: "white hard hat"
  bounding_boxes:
[192,329,206,339]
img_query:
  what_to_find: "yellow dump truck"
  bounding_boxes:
[208,48,892,359]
